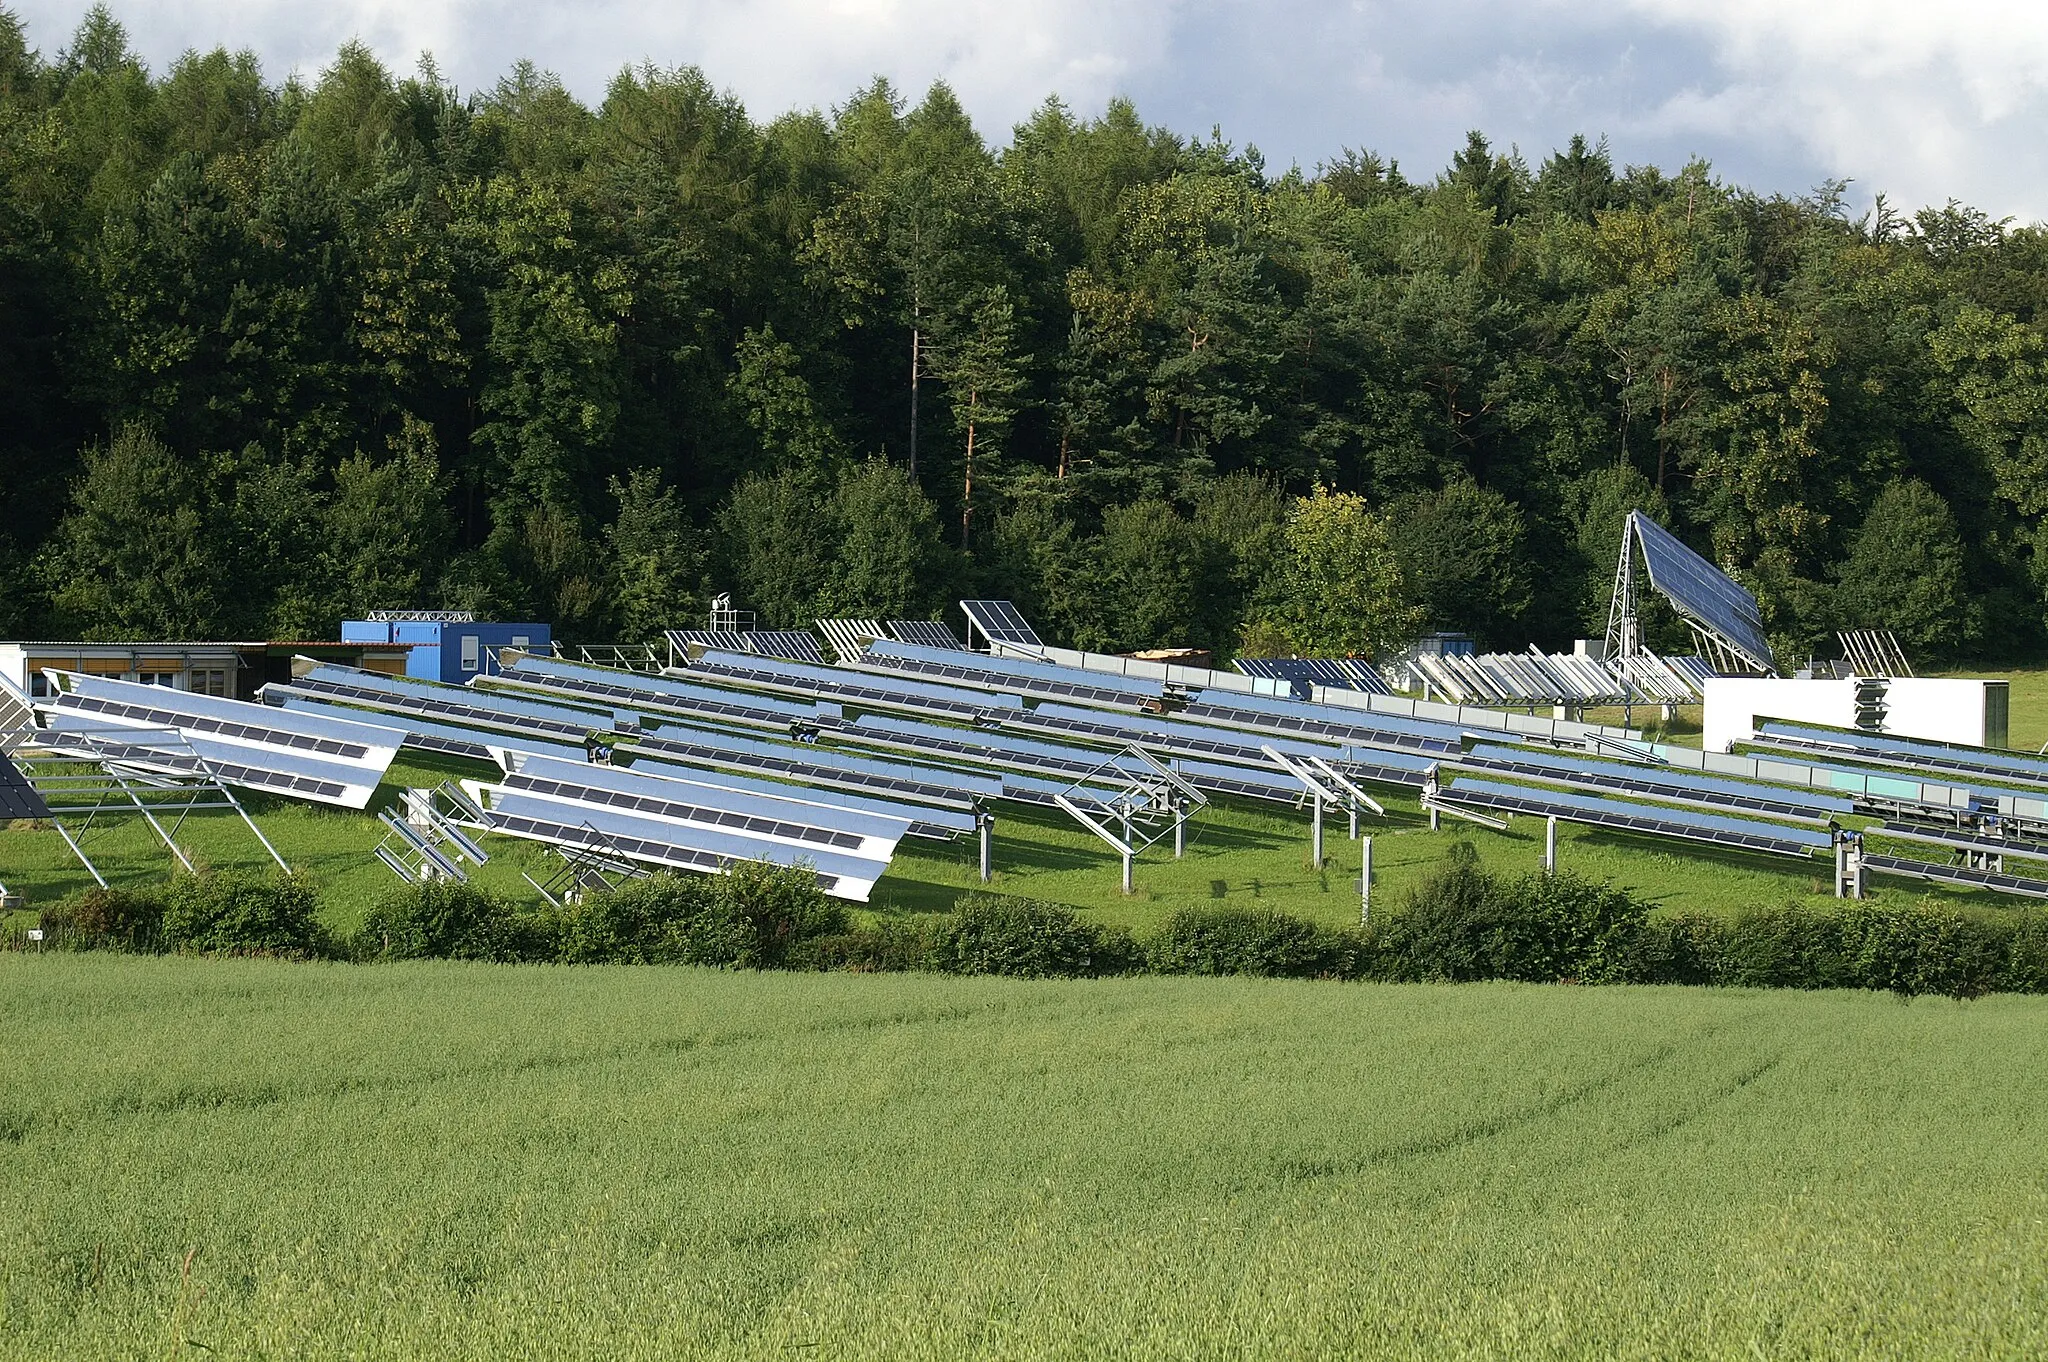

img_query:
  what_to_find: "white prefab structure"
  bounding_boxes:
[1703,677,2010,753]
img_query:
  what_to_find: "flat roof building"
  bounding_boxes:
[0,639,412,703]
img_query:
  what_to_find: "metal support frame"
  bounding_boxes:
[1360,835,1374,926]
[3,692,290,885]
[1051,744,1206,895]
[1262,745,1384,864]
[1418,768,1511,833]
[977,806,995,883]
[1834,828,1865,899]
[373,784,492,885]
[1543,815,1557,874]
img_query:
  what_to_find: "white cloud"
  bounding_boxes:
[11,0,2048,220]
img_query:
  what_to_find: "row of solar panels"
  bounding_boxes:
[1404,648,1708,707]
[1232,656,1395,698]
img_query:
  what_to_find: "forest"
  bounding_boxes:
[4,5,2047,664]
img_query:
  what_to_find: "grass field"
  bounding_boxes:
[1,956,2044,1359]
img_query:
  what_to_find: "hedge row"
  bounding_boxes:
[18,845,2048,999]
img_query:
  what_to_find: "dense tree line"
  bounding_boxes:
[3,6,2045,662]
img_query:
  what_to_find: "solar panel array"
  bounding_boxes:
[665,628,826,664]
[1455,743,1851,823]
[1752,720,2048,790]
[1630,511,1775,671]
[43,672,404,808]
[816,618,886,663]
[960,600,1043,650]
[684,648,1022,719]
[1436,776,1831,858]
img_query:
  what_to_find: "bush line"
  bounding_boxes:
[13,843,2048,999]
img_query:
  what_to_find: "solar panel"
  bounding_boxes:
[860,639,1164,707]
[630,724,996,813]
[278,671,612,744]
[479,789,888,901]
[43,673,404,808]
[488,657,824,733]
[745,631,827,664]
[1436,776,1830,858]
[1630,511,1775,671]
[273,693,589,765]
[1179,694,1465,756]
[1860,853,2048,900]
[36,715,373,806]
[665,629,755,655]
[889,620,966,650]
[1233,657,1391,698]
[960,600,1044,650]
[1457,743,1853,822]
[298,664,621,729]
[1869,821,2048,865]
[842,713,1139,782]
[1752,721,2048,789]
[503,754,911,860]
[683,650,1022,720]
[622,744,974,839]
[0,750,53,820]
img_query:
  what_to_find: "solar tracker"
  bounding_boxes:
[889,620,966,650]
[478,788,888,901]
[1860,853,2048,899]
[36,714,382,807]
[43,672,403,808]
[1434,776,1830,858]
[1628,511,1776,672]
[960,599,1044,651]
[1751,720,2048,789]
[0,750,50,820]
[502,754,911,860]
[271,692,589,764]
[1456,743,1853,823]
[683,649,1022,719]
[487,657,825,732]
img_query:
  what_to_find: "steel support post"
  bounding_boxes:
[1361,836,1373,926]
[1544,815,1557,875]
[1311,792,1324,868]
[978,812,993,883]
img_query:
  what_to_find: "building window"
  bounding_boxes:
[510,635,529,654]
[460,635,480,672]
[29,674,49,699]
[136,672,177,688]
[192,669,228,697]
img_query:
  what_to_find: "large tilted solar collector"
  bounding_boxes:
[271,692,590,764]
[1628,511,1776,672]
[42,672,404,808]
[959,600,1044,651]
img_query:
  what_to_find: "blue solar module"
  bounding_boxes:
[960,600,1043,650]
[1234,657,1394,698]
[0,750,49,821]
[506,754,911,858]
[684,650,1023,719]
[862,639,1165,703]
[1630,511,1775,671]
[273,693,589,764]
[1869,821,2048,865]
[1460,743,1852,822]
[1755,720,2048,788]
[843,713,1140,779]
[482,789,889,901]
[1861,853,2048,900]
[743,631,827,664]
[1438,776,1830,858]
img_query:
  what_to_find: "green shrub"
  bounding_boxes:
[1607,912,1729,986]
[555,873,746,965]
[36,886,166,952]
[933,893,1139,978]
[1834,901,2006,999]
[355,880,551,962]
[561,863,845,968]
[794,919,948,973]
[1718,905,1851,990]
[1377,846,1511,982]
[161,871,322,956]
[2005,912,2048,994]
[1148,906,1357,978]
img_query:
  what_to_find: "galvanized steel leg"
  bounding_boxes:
[1544,816,1556,875]
[1311,792,1324,868]
[978,812,992,883]
[1361,835,1373,927]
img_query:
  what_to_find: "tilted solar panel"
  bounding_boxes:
[272,693,589,765]
[280,672,610,741]
[36,715,375,807]
[960,600,1043,649]
[816,618,887,664]
[889,620,966,650]
[632,724,997,811]
[479,788,888,901]
[620,743,973,838]
[683,650,1022,719]
[1753,721,2048,788]
[745,631,827,664]
[1437,776,1829,858]
[0,750,52,821]
[502,753,911,860]
[1630,511,1775,671]
[864,639,1166,701]
[489,657,823,732]
[1458,743,1853,822]
[1860,853,2048,900]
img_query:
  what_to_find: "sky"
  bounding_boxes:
[14,0,2048,224]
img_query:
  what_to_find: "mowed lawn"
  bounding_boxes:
[2,957,2045,1360]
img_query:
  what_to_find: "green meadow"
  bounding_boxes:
[2,957,2044,1360]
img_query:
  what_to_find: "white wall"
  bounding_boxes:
[1703,677,2003,752]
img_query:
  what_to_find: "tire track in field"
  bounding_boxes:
[0,992,1079,1145]
[1267,1011,1768,1185]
